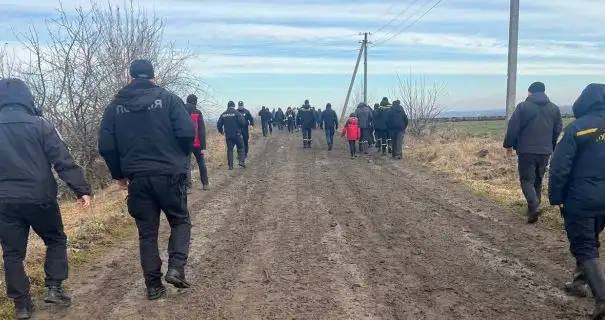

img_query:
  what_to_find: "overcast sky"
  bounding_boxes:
[1,0,604,114]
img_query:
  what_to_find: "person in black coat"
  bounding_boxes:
[549,83,605,319]
[275,108,285,130]
[286,107,296,133]
[259,106,273,137]
[504,82,562,223]
[0,79,91,319]
[236,101,254,159]
[99,59,196,300]
[218,101,247,169]
[374,97,392,156]
[296,99,317,148]
[386,100,409,160]
[321,103,339,150]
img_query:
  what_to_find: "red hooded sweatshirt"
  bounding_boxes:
[341,117,361,141]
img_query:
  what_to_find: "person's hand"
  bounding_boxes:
[79,195,91,208]
[118,178,129,190]
[505,148,514,157]
[201,149,208,157]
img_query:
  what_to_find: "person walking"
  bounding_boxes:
[236,101,254,159]
[321,103,338,150]
[341,113,361,159]
[0,78,91,319]
[316,108,323,129]
[374,97,392,156]
[218,101,247,169]
[504,81,562,224]
[386,100,409,160]
[549,83,605,320]
[275,108,285,130]
[184,94,209,191]
[296,99,316,148]
[286,107,296,133]
[259,106,273,137]
[98,59,195,300]
[353,102,374,154]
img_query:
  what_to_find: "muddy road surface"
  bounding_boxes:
[35,130,591,319]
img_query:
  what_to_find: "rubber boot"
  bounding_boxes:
[44,285,72,306]
[581,259,605,319]
[328,144,332,151]
[165,269,191,289]
[565,265,589,297]
[15,298,35,320]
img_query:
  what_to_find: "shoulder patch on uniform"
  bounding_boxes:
[576,128,598,137]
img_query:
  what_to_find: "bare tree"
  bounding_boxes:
[351,82,376,112]
[390,72,445,137]
[16,0,204,191]
[0,43,19,78]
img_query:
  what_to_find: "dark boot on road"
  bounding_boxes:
[527,208,542,224]
[165,269,191,289]
[238,161,246,168]
[146,284,167,300]
[565,265,589,297]
[202,184,209,191]
[581,259,605,319]
[328,144,332,151]
[44,285,72,306]
[15,299,35,320]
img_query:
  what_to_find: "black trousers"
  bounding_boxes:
[186,148,209,188]
[0,202,67,306]
[302,128,312,145]
[261,122,269,137]
[127,175,191,288]
[348,140,357,157]
[241,130,250,156]
[517,153,550,213]
[287,120,295,132]
[375,129,391,153]
[563,209,605,264]
[359,128,371,153]
[390,131,404,158]
[226,135,245,167]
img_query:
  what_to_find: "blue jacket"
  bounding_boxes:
[549,83,605,216]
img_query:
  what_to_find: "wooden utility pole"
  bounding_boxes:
[341,41,365,120]
[505,0,520,123]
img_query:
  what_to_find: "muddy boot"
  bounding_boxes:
[328,144,332,151]
[581,259,605,320]
[565,265,589,297]
[228,166,233,170]
[238,161,246,168]
[202,184,209,191]
[527,208,542,224]
[15,299,35,320]
[44,285,72,306]
[146,284,167,300]
[165,269,191,289]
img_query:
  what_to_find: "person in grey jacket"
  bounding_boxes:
[354,102,374,154]
[503,81,562,224]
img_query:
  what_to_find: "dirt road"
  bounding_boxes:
[35,129,591,319]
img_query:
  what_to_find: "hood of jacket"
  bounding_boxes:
[573,83,605,118]
[348,117,359,125]
[391,103,405,113]
[113,79,162,112]
[301,104,311,109]
[0,78,36,114]
[526,92,550,106]
[185,103,197,114]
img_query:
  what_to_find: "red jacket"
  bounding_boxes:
[341,117,361,141]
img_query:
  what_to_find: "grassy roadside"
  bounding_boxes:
[405,129,564,227]
[0,128,255,319]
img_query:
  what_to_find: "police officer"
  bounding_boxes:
[236,101,254,159]
[0,78,91,319]
[218,101,247,169]
[549,83,605,320]
[184,94,209,191]
[296,99,316,148]
[98,59,195,300]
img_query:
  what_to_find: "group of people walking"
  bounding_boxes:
[505,81,605,320]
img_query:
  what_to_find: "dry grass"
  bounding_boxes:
[406,132,563,226]
[0,130,241,319]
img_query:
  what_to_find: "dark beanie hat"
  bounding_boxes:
[528,82,545,93]
[304,99,309,104]
[326,103,332,109]
[129,59,154,79]
[393,100,401,106]
[186,94,197,105]
[374,103,379,108]
[238,101,244,107]
[228,101,235,108]
[380,97,390,106]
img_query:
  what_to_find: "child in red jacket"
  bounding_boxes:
[341,113,361,159]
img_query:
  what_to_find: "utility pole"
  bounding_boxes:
[362,32,371,105]
[505,0,519,124]
[341,40,365,121]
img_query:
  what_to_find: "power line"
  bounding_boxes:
[366,2,398,32]
[373,0,445,46]
[373,0,423,35]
